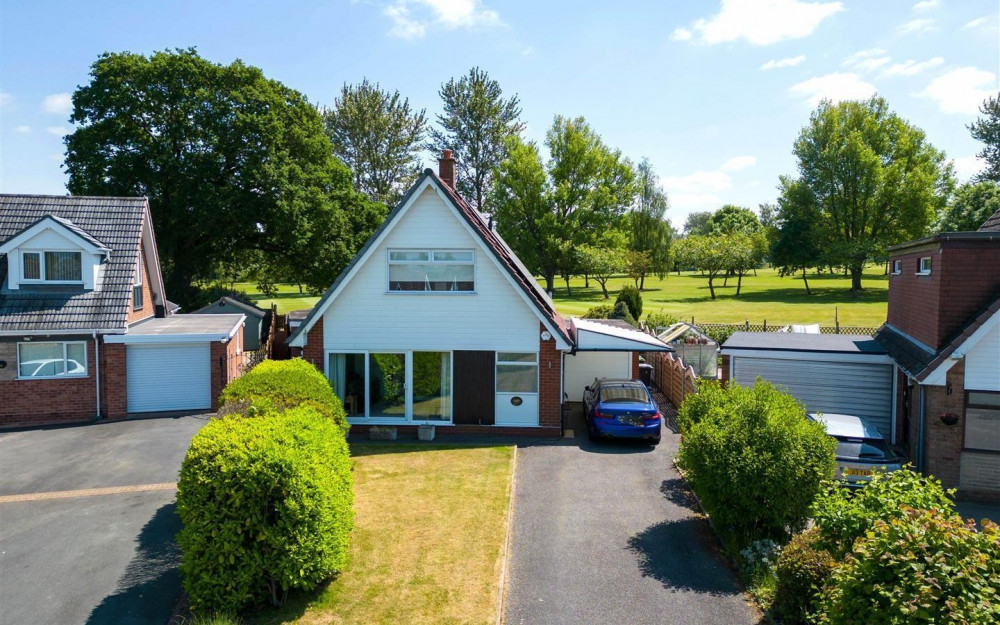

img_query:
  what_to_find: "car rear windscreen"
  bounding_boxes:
[835,437,894,461]
[599,385,648,403]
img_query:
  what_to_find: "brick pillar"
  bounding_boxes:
[720,354,731,386]
[301,321,325,373]
[538,323,563,430]
[631,352,640,379]
[210,341,226,411]
[101,342,128,419]
[923,360,965,489]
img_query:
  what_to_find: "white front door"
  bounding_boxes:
[126,343,211,413]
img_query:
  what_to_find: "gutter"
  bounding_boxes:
[93,330,101,420]
[0,329,125,337]
[917,386,927,473]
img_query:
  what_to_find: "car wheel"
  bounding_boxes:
[587,420,599,441]
[649,436,660,446]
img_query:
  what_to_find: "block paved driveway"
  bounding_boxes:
[0,415,210,625]
[504,408,759,625]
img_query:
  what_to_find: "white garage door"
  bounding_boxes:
[127,343,211,413]
[563,352,631,402]
[732,356,893,438]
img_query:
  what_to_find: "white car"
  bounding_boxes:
[807,413,903,488]
[19,358,86,378]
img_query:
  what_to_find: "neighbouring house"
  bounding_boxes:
[875,222,1000,499]
[0,195,245,427]
[194,296,269,351]
[287,151,671,436]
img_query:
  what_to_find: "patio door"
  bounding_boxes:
[328,351,452,422]
[369,352,406,418]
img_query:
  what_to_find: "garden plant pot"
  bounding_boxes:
[418,425,436,441]
[369,426,398,441]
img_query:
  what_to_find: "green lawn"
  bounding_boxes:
[237,266,889,327]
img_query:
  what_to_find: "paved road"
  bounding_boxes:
[504,422,758,625]
[0,415,209,625]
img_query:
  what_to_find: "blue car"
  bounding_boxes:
[583,378,661,445]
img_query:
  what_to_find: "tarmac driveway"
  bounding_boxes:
[504,412,758,625]
[0,415,210,625]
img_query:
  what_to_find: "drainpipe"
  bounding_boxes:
[93,330,102,420]
[916,385,926,473]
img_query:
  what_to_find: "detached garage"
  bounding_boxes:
[105,314,245,414]
[721,332,897,442]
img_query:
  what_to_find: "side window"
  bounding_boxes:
[133,253,144,310]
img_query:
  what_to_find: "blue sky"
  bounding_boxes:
[1,0,997,227]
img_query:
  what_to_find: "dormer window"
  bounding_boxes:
[891,259,902,275]
[133,254,144,310]
[388,249,475,292]
[917,257,932,275]
[21,251,83,282]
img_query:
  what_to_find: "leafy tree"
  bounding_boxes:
[729,231,768,296]
[616,283,643,319]
[772,179,825,294]
[684,211,713,235]
[626,250,652,289]
[757,202,777,229]
[629,157,672,288]
[781,96,949,291]
[492,117,636,292]
[323,79,427,206]
[969,92,1000,182]
[578,243,625,299]
[707,204,761,235]
[935,181,1000,232]
[673,235,733,299]
[428,67,525,213]
[64,49,384,307]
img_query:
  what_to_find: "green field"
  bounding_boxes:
[238,266,889,327]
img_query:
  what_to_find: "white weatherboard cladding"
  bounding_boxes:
[323,187,540,352]
[965,322,1000,391]
[126,343,210,412]
[732,356,894,438]
[563,352,631,402]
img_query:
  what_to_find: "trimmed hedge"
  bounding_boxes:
[220,358,349,435]
[177,406,353,613]
[772,528,835,624]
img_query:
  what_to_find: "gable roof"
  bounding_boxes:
[980,207,1000,232]
[287,170,572,348]
[193,296,267,318]
[0,214,112,255]
[0,194,155,333]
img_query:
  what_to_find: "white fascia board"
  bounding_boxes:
[0,329,124,337]
[721,348,895,366]
[141,202,168,312]
[921,309,1000,386]
[104,333,231,344]
[0,217,109,256]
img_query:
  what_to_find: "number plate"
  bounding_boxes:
[617,415,644,426]
[845,467,874,477]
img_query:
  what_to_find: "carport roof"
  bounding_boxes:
[722,331,886,354]
[104,314,245,344]
[570,317,673,352]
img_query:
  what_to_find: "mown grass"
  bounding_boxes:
[243,443,515,625]
[238,266,889,327]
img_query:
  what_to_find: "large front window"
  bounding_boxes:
[328,350,452,422]
[18,341,87,378]
[21,251,83,282]
[966,392,1000,452]
[496,352,538,393]
[413,352,451,421]
[387,249,474,292]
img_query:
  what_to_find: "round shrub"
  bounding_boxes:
[677,380,837,548]
[676,379,727,433]
[610,300,637,326]
[177,407,354,614]
[220,358,348,435]
[811,467,956,557]
[772,528,836,624]
[584,304,613,319]
[615,284,643,320]
[815,508,1000,624]
[644,310,679,330]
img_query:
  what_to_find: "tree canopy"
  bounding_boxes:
[935,181,1000,232]
[684,211,713,235]
[629,158,672,289]
[706,204,761,235]
[969,92,1000,183]
[771,179,824,294]
[323,79,427,206]
[64,48,384,306]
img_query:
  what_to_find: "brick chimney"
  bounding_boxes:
[438,149,456,189]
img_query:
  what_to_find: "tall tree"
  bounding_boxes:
[683,211,713,235]
[578,243,626,299]
[64,49,384,306]
[758,202,777,229]
[780,96,948,291]
[323,79,427,206]
[935,181,1000,232]
[629,158,672,289]
[771,179,823,295]
[707,204,761,235]
[492,117,636,293]
[672,235,733,300]
[428,67,525,214]
[969,92,1000,183]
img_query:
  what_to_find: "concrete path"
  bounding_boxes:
[0,415,209,625]
[504,411,758,625]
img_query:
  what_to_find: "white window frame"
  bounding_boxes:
[386,248,476,294]
[891,259,902,275]
[917,257,932,275]
[133,253,144,310]
[20,249,84,284]
[965,391,1000,453]
[495,351,540,395]
[16,341,89,379]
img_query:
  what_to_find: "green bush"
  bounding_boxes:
[772,528,836,624]
[676,379,727,433]
[615,284,643,319]
[609,300,637,326]
[220,358,348,435]
[677,380,837,548]
[700,324,735,346]
[584,304,613,319]
[644,310,679,330]
[177,407,354,614]
[811,467,956,557]
[815,508,1000,624]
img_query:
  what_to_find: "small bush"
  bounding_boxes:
[677,380,837,548]
[644,310,679,330]
[220,358,349,435]
[177,407,354,614]
[700,324,735,346]
[772,528,836,624]
[584,304,613,319]
[815,509,1000,624]
[739,538,782,608]
[609,300,637,326]
[615,284,643,320]
[811,467,956,556]
[676,379,727,433]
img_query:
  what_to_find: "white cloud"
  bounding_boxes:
[670,193,723,212]
[720,156,757,172]
[880,57,944,77]
[842,48,887,66]
[918,66,997,114]
[46,126,68,136]
[42,92,72,115]
[761,55,806,70]
[674,0,843,46]
[789,72,877,106]
[964,15,993,29]
[898,18,937,34]
[662,170,732,194]
[912,0,939,12]
[851,56,892,72]
[951,155,985,180]
[382,0,501,39]
[0,92,12,109]
[15,125,31,133]
[520,45,535,57]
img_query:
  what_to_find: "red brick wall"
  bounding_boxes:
[0,339,99,427]
[101,342,128,419]
[631,352,640,379]
[211,325,245,410]
[538,323,562,429]
[299,321,324,372]
[720,355,731,386]
[126,239,156,325]
[922,360,965,489]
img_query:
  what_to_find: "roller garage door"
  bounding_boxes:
[732,356,894,437]
[126,343,211,413]
[563,352,631,402]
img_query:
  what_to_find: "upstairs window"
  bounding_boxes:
[133,254,144,310]
[388,249,474,292]
[21,251,82,282]
[891,259,902,275]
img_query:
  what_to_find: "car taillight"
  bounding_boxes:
[595,411,614,419]
[644,411,660,421]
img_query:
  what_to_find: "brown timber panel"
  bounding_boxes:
[453,350,495,425]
